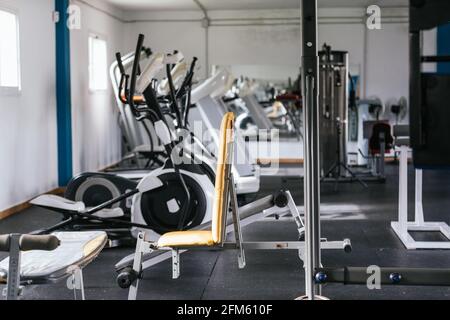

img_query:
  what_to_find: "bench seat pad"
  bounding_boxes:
[0,231,107,283]
[157,231,214,248]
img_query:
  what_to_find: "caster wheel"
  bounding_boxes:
[117,268,139,289]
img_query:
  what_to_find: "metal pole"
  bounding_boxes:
[410,29,422,148]
[193,0,210,78]
[301,0,322,300]
[55,0,73,186]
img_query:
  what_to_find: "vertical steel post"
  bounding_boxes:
[398,145,409,235]
[301,0,322,300]
[55,0,73,186]
[415,169,425,225]
[410,32,422,149]
[6,235,21,300]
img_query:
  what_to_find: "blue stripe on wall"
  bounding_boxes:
[55,0,73,186]
[437,23,450,74]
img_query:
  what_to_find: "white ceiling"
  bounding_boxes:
[101,0,409,11]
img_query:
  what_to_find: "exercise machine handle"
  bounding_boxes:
[128,34,145,115]
[181,57,198,94]
[115,52,130,105]
[0,234,60,252]
[166,60,183,128]
[178,57,198,98]
[116,52,126,76]
[0,235,10,252]
[181,57,198,127]
[19,234,60,251]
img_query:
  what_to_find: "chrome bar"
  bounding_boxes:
[301,0,322,300]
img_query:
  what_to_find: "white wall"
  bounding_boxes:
[0,0,125,211]
[124,10,207,77]
[0,3,439,211]
[70,0,126,174]
[123,7,423,107]
[0,0,57,211]
[365,23,409,111]
[123,9,301,79]
[208,10,302,69]
[0,0,128,211]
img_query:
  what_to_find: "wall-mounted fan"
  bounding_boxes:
[387,96,408,124]
[361,96,385,121]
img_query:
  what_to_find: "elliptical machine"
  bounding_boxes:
[63,51,183,215]
[31,34,215,246]
[65,45,216,213]
[108,46,167,172]
[126,37,216,238]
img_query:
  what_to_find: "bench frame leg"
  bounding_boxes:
[67,268,85,300]
[5,234,22,300]
[172,249,180,279]
[230,176,246,269]
[129,232,152,300]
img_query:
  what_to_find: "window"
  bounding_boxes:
[88,34,107,91]
[0,9,20,91]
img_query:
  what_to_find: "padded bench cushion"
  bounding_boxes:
[157,231,214,248]
[0,231,107,282]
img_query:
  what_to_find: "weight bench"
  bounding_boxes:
[123,112,350,300]
[0,231,107,300]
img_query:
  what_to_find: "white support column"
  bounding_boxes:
[392,146,450,249]
[398,145,409,234]
[415,169,425,225]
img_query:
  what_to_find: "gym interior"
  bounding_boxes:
[0,0,449,303]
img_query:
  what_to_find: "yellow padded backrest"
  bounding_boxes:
[211,112,235,244]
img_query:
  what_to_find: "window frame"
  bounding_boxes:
[0,5,21,96]
[88,32,108,93]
